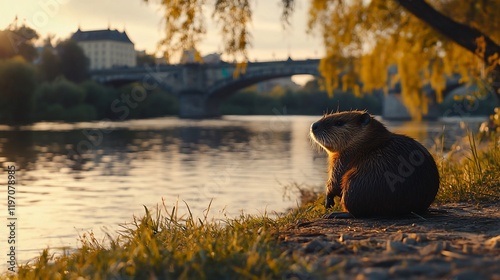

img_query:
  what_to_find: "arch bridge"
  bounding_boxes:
[91,59,320,118]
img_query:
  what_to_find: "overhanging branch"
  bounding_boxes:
[397,0,500,98]
[396,0,500,61]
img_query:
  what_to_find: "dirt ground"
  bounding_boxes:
[279,202,500,280]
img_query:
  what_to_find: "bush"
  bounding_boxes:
[81,80,119,119]
[34,78,96,122]
[39,104,65,121]
[109,84,178,120]
[65,104,97,122]
[138,90,178,118]
[52,78,86,107]
[0,57,37,124]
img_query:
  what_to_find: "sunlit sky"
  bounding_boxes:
[0,0,324,62]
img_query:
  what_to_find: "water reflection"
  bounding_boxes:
[0,130,37,169]
[387,117,484,152]
[0,115,485,264]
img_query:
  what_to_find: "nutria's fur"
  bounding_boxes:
[310,111,440,217]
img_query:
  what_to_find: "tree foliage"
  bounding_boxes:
[144,0,252,62]
[147,0,500,119]
[144,0,206,62]
[0,57,37,124]
[303,0,500,118]
[0,22,39,62]
[56,40,89,83]
[137,51,157,66]
[221,85,383,115]
[38,47,61,82]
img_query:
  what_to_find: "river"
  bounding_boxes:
[0,115,486,264]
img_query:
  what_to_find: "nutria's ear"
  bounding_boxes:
[360,113,371,126]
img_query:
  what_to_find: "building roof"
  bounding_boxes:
[71,28,133,44]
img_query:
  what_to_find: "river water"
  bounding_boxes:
[0,115,486,264]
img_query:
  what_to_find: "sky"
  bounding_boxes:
[0,0,324,62]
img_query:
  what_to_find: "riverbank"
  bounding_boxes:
[9,202,500,279]
[4,135,500,279]
[280,202,500,279]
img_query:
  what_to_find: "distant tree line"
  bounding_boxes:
[221,80,383,115]
[220,80,496,117]
[0,23,178,125]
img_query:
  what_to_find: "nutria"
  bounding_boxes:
[310,111,439,218]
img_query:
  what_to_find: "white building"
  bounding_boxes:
[71,28,136,70]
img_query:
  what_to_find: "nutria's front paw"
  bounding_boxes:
[323,212,353,219]
[325,195,335,208]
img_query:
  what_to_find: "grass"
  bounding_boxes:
[10,197,330,280]
[437,132,500,202]
[4,133,500,279]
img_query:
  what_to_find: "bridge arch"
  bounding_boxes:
[206,68,320,100]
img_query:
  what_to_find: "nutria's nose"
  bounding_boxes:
[311,122,319,131]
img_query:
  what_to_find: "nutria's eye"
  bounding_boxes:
[333,120,345,127]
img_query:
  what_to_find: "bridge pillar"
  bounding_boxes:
[383,94,411,120]
[178,90,221,118]
[383,94,440,120]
